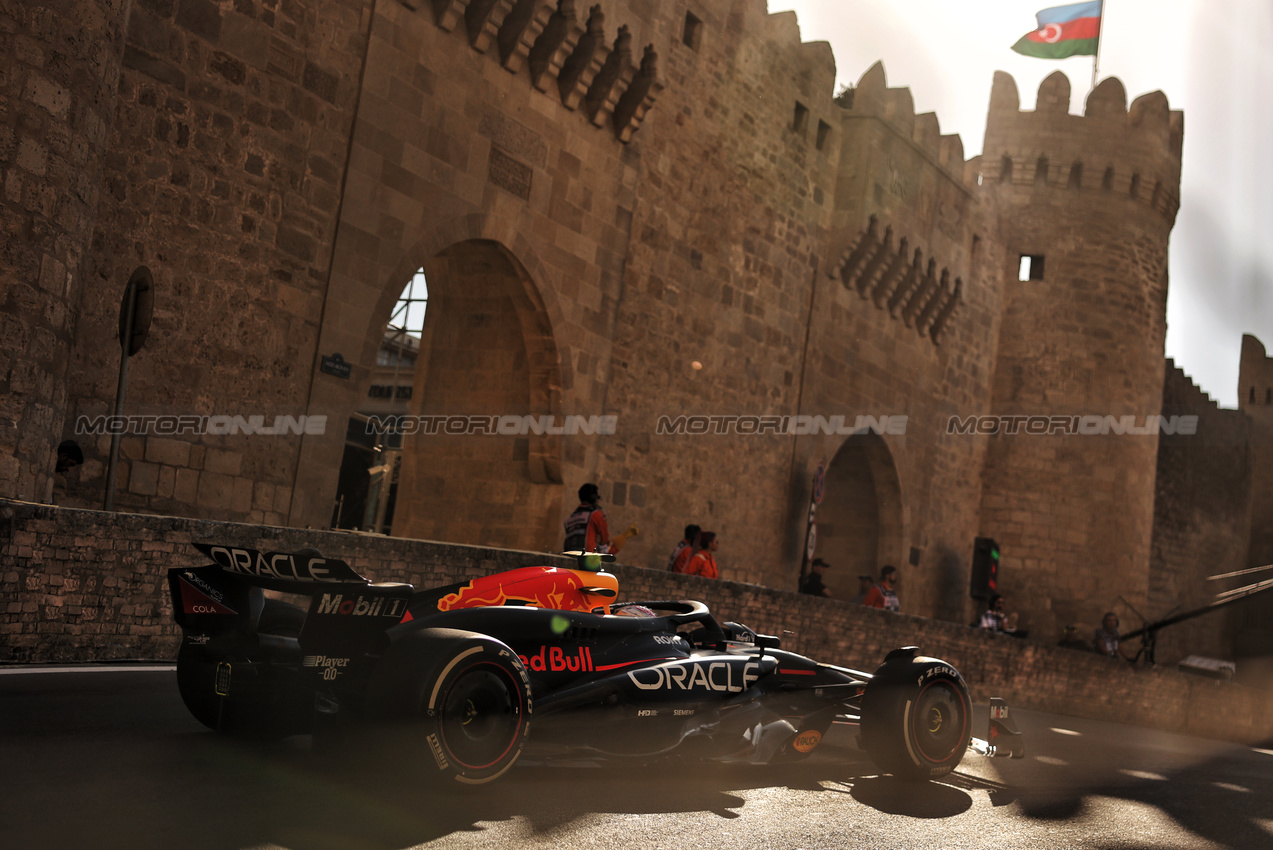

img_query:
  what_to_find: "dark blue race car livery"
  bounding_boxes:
[168,545,1023,785]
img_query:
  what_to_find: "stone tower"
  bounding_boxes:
[977,71,1183,640]
[0,2,130,502]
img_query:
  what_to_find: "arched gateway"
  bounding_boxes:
[389,239,565,551]
[814,431,905,587]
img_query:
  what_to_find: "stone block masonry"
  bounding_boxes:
[3,498,1273,745]
[2,0,1262,669]
[0,2,131,506]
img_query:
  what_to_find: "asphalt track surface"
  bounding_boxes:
[3,666,1273,849]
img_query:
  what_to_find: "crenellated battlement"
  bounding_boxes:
[1165,359,1220,412]
[838,62,968,180]
[760,8,839,94]
[982,71,1183,223]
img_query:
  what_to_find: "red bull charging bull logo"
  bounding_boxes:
[437,567,617,613]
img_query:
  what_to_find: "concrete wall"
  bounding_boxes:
[4,498,1273,745]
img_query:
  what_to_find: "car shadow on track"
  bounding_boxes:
[295,739,990,845]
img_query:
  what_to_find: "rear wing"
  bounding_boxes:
[191,542,370,590]
[170,544,415,662]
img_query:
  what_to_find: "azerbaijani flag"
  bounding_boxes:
[1011,1,1102,59]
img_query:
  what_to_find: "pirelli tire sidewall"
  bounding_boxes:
[860,656,971,781]
[366,628,532,786]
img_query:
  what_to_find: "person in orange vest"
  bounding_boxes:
[563,483,611,553]
[667,524,701,572]
[683,531,719,579]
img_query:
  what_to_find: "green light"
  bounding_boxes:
[550,614,570,635]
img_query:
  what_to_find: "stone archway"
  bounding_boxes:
[814,431,905,590]
[390,239,564,551]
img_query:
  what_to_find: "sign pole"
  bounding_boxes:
[103,267,154,511]
[103,281,137,511]
[798,459,826,584]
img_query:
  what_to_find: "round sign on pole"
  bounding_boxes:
[805,522,817,561]
[812,459,827,504]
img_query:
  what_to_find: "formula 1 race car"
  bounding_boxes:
[167,544,1023,786]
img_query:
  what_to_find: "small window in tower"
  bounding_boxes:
[1069,161,1083,188]
[1034,156,1049,185]
[1129,173,1141,199]
[1018,254,1045,282]
[1102,167,1115,191]
[682,11,703,50]
[792,101,809,135]
[1250,386,1257,404]
[816,119,831,151]
[1000,155,1013,184]
[1266,387,1271,404]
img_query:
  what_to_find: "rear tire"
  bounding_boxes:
[365,628,531,786]
[860,653,971,781]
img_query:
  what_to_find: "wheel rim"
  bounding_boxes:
[910,680,967,763]
[438,664,522,770]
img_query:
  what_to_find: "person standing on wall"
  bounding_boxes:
[563,483,611,553]
[849,574,874,605]
[668,524,700,572]
[799,557,832,597]
[683,531,720,579]
[862,565,900,611]
[1093,612,1121,657]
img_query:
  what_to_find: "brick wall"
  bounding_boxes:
[3,498,1272,744]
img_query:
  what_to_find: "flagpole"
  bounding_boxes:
[1091,0,1106,92]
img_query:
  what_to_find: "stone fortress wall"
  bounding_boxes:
[2,0,1266,659]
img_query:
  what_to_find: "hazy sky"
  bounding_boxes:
[766,0,1273,408]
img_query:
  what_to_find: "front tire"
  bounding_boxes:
[366,628,531,786]
[860,650,971,781]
